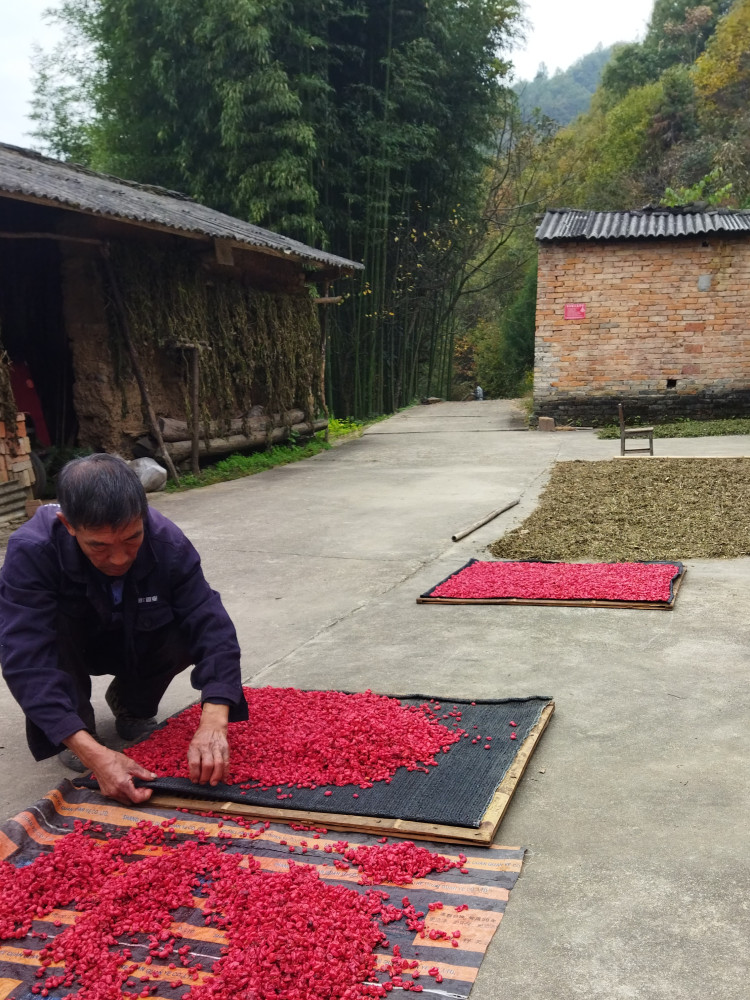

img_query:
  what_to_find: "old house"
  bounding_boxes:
[0,142,361,494]
[533,207,750,423]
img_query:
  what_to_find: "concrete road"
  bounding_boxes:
[1,400,748,999]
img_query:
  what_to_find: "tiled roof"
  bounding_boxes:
[0,143,362,271]
[536,207,750,242]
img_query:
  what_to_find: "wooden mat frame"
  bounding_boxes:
[149,700,554,847]
[417,565,686,611]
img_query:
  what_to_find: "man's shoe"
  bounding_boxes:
[113,714,158,742]
[105,680,158,742]
[58,747,90,773]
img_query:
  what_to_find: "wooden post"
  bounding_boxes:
[318,280,331,442]
[190,346,200,476]
[100,246,180,484]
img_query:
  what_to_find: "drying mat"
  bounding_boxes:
[76,695,554,846]
[418,559,686,610]
[0,781,526,1000]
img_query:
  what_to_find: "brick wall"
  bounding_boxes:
[534,236,750,422]
[0,413,34,488]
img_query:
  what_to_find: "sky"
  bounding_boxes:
[1,1,657,148]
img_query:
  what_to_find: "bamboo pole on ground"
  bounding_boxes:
[451,499,520,542]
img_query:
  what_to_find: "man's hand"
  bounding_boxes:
[63,731,156,805]
[187,702,230,786]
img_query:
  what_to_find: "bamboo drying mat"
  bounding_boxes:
[76,695,554,846]
[418,559,685,610]
[0,782,526,1000]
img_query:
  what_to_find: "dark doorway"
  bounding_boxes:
[0,236,77,450]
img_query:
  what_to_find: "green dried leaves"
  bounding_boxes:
[489,458,750,561]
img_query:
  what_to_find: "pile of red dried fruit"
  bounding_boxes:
[340,840,467,886]
[430,560,679,602]
[0,819,470,999]
[127,687,464,789]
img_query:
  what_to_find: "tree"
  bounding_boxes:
[693,0,750,114]
[32,0,526,417]
[33,0,321,237]
[475,262,537,398]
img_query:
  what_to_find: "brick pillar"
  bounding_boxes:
[0,413,35,490]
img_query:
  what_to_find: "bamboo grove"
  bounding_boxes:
[32,0,525,417]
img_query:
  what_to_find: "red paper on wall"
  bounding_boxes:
[564,302,586,319]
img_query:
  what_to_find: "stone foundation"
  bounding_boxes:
[535,388,750,425]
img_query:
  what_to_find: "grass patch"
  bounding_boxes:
[164,438,330,492]
[597,417,750,439]
[327,414,390,441]
[162,413,390,492]
[489,458,750,560]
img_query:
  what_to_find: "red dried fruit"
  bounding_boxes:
[430,560,679,602]
[127,687,464,790]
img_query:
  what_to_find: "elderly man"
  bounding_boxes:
[0,453,248,805]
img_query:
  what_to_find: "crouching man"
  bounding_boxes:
[0,453,248,805]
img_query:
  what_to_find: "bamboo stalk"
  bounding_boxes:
[451,499,520,542]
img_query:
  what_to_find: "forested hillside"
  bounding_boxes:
[29,1,750,411]
[541,0,748,209]
[464,0,750,402]
[514,46,612,126]
[31,0,532,417]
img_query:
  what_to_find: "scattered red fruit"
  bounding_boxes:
[0,818,474,999]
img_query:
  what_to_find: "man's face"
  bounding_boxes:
[57,513,145,576]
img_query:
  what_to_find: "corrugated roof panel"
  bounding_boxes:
[536,207,750,242]
[0,143,363,271]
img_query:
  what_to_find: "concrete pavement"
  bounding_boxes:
[0,400,748,999]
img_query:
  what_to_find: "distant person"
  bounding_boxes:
[474,385,484,401]
[0,454,248,805]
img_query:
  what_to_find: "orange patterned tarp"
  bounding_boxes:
[0,781,525,999]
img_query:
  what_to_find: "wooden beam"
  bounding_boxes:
[214,238,234,266]
[0,231,102,245]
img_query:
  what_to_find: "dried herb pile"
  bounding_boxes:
[489,459,750,561]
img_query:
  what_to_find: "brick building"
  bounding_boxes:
[533,207,750,423]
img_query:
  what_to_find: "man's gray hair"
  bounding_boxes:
[58,454,148,529]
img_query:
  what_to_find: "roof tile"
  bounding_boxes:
[0,143,362,271]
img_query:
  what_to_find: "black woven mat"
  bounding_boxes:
[76,695,552,829]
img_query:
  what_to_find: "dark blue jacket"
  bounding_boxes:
[0,505,246,757]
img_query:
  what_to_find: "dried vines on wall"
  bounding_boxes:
[0,326,18,429]
[106,242,321,431]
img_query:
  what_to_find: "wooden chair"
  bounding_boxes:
[618,404,654,456]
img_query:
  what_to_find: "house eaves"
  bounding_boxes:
[0,143,363,272]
